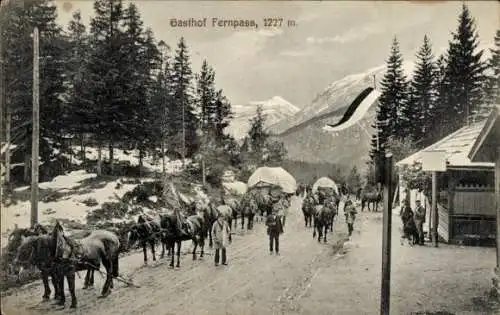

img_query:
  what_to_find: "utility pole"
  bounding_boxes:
[380,152,393,315]
[31,27,40,227]
[431,171,439,247]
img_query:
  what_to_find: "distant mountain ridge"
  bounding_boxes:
[227,96,300,140]
[269,61,416,169]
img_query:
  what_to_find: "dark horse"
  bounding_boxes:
[301,193,315,228]
[160,210,207,268]
[127,215,168,264]
[51,221,121,308]
[313,205,335,243]
[361,188,382,212]
[324,195,339,232]
[233,193,257,230]
[12,234,62,302]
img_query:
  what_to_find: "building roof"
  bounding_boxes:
[396,119,495,170]
[468,106,500,163]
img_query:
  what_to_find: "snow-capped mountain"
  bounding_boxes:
[227,96,300,140]
[270,61,416,169]
[268,61,416,135]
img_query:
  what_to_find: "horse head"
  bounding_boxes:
[11,235,38,277]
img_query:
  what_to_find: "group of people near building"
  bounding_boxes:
[400,199,427,245]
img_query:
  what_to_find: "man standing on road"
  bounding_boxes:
[266,211,283,255]
[414,200,426,245]
[211,214,231,266]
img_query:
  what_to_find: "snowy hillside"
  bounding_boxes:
[271,61,416,168]
[269,61,416,135]
[227,96,300,140]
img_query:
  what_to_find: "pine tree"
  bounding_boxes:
[370,37,408,159]
[65,10,92,148]
[443,4,487,129]
[1,0,67,180]
[483,29,500,111]
[170,37,197,158]
[247,105,269,158]
[406,35,438,144]
[346,166,362,193]
[213,89,233,141]
[429,53,450,142]
[196,60,216,133]
[86,0,126,172]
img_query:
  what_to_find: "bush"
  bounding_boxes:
[41,190,64,203]
[82,197,99,207]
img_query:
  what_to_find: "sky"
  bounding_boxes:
[54,1,499,108]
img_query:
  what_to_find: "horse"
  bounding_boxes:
[12,235,62,301]
[237,193,257,230]
[324,196,339,232]
[160,210,207,268]
[301,194,315,228]
[312,204,334,243]
[127,215,167,264]
[361,189,382,212]
[51,221,121,308]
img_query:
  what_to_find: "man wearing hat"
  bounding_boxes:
[414,200,426,245]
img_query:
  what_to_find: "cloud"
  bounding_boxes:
[279,49,313,57]
[307,23,385,45]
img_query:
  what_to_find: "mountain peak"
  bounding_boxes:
[226,96,299,140]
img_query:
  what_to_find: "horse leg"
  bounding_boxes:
[100,258,112,297]
[90,269,95,286]
[50,269,60,300]
[41,270,51,300]
[323,226,327,243]
[241,214,245,230]
[160,238,166,258]
[169,242,175,268]
[192,240,198,261]
[142,242,148,264]
[176,241,181,268]
[209,229,213,249]
[57,267,66,307]
[151,240,157,261]
[83,269,90,289]
[200,237,205,258]
[67,272,77,308]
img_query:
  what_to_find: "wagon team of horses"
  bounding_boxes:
[5,167,379,310]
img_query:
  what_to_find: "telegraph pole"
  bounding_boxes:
[31,27,40,226]
[380,152,393,315]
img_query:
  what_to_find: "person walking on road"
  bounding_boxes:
[414,200,426,245]
[211,214,231,266]
[266,212,283,255]
[344,199,357,237]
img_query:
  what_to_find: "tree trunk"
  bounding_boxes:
[5,107,11,183]
[24,153,30,183]
[202,158,206,187]
[97,141,102,176]
[80,133,85,164]
[109,143,114,174]
[161,140,166,175]
[139,146,143,177]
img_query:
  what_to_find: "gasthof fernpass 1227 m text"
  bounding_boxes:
[169,18,297,29]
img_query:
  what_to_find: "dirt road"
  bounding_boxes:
[1,196,349,315]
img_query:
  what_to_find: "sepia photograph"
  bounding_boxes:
[0,0,499,314]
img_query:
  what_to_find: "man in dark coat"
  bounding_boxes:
[266,213,283,255]
[414,200,426,245]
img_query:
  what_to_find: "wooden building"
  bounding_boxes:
[396,120,496,245]
[467,106,500,297]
